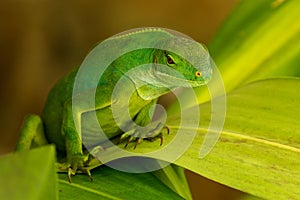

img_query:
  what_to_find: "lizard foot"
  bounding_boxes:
[118,124,169,149]
[58,153,101,183]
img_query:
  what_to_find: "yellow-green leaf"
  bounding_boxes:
[168,0,300,113]
[0,146,58,200]
[58,165,184,200]
[210,0,300,88]
[175,78,300,199]
[120,78,300,199]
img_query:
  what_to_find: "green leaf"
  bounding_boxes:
[58,165,184,200]
[210,0,300,91]
[0,145,58,200]
[120,78,300,199]
[174,78,300,199]
[238,194,264,200]
[168,0,300,113]
[152,164,192,200]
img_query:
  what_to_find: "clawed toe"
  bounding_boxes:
[86,169,93,181]
[134,138,143,149]
[124,136,134,148]
[68,167,74,183]
[164,125,170,134]
[157,132,163,146]
[117,124,170,149]
[67,167,93,183]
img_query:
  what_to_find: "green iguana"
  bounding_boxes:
[15,28,212,182]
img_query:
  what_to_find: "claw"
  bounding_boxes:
[117,137,122,145]
[125,136,136,148]
[67,167,93,183]
[124,142,129,148]
[156,132,163,146]
[164,125,170,134]
[86,169,93,182]
[134,138,143,149]
[159,136,163,146]
[119,132,132,145]
[134,141,138,149]
[119,124,168,148]
[124,136,134,148]
[68,168,73,183]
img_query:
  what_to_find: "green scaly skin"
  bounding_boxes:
[15,28,212,182]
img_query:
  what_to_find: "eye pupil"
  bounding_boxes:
[167,55,175,64]
[196,71,202,77]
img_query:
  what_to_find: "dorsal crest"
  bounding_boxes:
[108,27,173,41]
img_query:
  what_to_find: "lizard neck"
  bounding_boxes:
[111,48,170,100]
[113,48,155,73]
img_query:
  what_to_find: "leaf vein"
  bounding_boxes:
[169,126,300,153]
[58,179,123,200]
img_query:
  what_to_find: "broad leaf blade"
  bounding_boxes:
[173,78,300,199]
[168,0,300,113]
[210,0,300,92]
[238,195,264,200]
[119,78,300,199]
[152,164,192,200]
[0,145,58,200]
[59,166,184,200]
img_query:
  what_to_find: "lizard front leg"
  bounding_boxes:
[61,99,92,182]
[119,99,168,148]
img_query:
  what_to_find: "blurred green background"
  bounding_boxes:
[0,0,244,199]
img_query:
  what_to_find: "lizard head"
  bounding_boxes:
[151,38,212,88]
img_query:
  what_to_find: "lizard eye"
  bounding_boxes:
[166,55,175,65]
[195,71,202,77]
